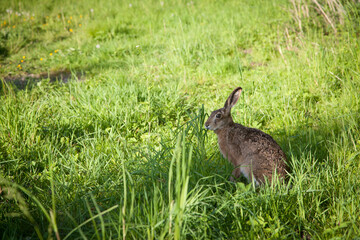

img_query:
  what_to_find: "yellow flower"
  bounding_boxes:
[57,15,60,18]
[80,15,83,18]
[3,21,6,25]
[21,60,24,63]
[70,16,73,20]
[69,28,73,32]
[23,56,26,59]
[54,49,58,53]
[67,20,71,23]
[49,53,53,56]
[40,58,43,61]
[12,25,15,28]
[79,23,82,27]
[17,64,21,68]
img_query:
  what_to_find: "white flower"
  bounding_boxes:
[160,1,164,6]
[96,44,100,49]
[90,9,94,13]
[129,3,132,7]
[136,45,140,48]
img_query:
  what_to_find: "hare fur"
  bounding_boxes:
[205,87,288,185]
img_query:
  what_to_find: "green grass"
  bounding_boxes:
[1,0,360,239]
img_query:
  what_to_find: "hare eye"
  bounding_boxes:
[215,113,221,118]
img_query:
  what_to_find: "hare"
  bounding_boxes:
[205,87,288,185]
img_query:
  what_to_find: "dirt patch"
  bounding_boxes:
[2,69,84,90]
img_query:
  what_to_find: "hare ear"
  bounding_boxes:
[224,87,242,112]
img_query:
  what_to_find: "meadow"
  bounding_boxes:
[1,0,360,239]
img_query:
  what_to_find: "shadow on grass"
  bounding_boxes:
[276,112,359,171]
[1,69,84,93]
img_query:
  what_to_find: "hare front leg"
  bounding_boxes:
[229,167,241,182]
[240,166,260,186]
[230,166,259,186]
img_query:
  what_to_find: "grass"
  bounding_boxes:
[0,0,360,239]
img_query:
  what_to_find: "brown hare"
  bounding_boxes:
[205,87,288,185]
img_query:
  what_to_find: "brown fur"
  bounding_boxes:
[205,87,288,185]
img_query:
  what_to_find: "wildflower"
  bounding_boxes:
[129,3,132,7]
[69,28,73,32]
[70,16,72,20]
[79,23,82,27]
[3,21,6,25]
[12,25,15,28]
[40,58,43,61]
[58,14,61,18]
[49,53,53,56]
[80,15,83,18]
[90,9,94,13]
[54,50,58,53]
[96,44,100,49]
[17,64,21,68]
[23,56,26,59]
[160,1,164,6]
[68,20,71,23]
[21,60,24,63]
[136,45,140,48]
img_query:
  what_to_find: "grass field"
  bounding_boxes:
[1,0,360,239]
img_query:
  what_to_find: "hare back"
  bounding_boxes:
[216,123,288,181]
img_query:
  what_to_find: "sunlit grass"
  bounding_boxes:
[1,0,360,239]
